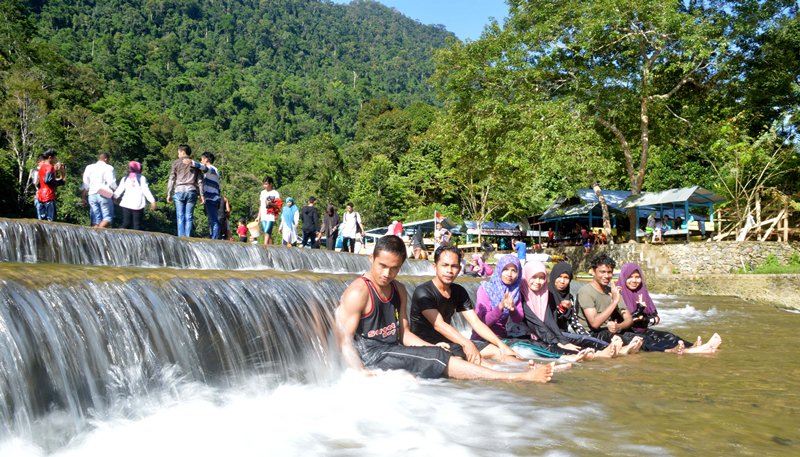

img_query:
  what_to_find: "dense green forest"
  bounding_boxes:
[1,0,798,237]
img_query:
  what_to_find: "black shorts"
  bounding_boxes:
[355,337,451,379]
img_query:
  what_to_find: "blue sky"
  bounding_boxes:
[330,0,509,41]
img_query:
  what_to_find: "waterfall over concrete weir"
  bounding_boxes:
[0,264,467,439]
[0,219,434,275]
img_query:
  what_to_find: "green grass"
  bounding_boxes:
[739,253,800,274]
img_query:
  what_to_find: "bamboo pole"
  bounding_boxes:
[760,209,786,241]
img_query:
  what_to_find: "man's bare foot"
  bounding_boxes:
[619,336,643,355]
[525,362,554,383]
[708,333,722,349]
[595,344,616,358]
[685,333,722,354]
[611,335,623,349]
[666,340,685,355]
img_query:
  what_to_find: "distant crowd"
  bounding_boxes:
[27,144,369,250]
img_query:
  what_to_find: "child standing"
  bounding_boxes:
[237,217,248,242]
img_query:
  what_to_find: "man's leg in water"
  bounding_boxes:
[444,356,554,383]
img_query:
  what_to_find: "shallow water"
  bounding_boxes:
[0,292,796,456]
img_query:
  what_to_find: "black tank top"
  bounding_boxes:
[356,277,401,344]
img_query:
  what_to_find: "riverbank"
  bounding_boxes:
[650,273,800,310]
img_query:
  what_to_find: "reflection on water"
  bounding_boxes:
[0,289,797,456]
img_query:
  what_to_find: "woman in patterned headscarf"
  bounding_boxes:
[471,254,523,339]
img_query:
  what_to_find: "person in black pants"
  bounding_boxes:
[300,196,320,248]
[322,204,340,250]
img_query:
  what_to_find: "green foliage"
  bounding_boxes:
[741,253,800,274]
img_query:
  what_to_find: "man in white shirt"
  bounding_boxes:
[256,175,281,245]
[81,152,117,228]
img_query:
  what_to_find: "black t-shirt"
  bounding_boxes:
[410,280,474,344]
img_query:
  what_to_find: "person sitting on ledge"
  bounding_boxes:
[576,253,644,355]
[409,246,524,366]
[617,262,722,354]
[335,235,554,382]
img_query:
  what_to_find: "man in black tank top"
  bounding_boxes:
[410,246,523,365]
[335,236,555,383]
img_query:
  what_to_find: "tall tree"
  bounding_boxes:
[501,0,733,234]
[1,67,49,207]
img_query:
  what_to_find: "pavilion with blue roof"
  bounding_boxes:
[532,188,631,240]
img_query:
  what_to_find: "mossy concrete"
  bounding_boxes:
[649,273,800,310]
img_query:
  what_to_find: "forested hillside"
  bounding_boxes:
[1,0,798,239]
[32,0,449,142]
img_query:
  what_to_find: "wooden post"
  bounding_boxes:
[784,198,790,243]
[755,190,762,238]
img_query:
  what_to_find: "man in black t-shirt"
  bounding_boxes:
[410,246,523,366]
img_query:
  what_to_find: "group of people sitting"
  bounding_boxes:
[335,236,722,383]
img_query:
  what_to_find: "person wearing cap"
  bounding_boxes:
[114,161,157,231]
[36,149,66,221]
[81,151,117,228]
[300,196,320,249]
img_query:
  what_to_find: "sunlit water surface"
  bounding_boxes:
[0,293,796,456]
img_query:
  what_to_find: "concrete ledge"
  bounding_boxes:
[650,274,800,310]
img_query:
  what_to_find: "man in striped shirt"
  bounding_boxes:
[185,152,221,239]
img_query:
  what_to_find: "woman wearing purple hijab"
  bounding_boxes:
[617,263,722,354]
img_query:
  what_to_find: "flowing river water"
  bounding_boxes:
[0,220,797,456]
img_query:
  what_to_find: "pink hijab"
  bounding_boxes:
[521,261,549,322]
[126,161,142,188]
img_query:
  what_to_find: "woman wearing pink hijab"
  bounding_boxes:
[517,261,600,359]
[114,161,156,231]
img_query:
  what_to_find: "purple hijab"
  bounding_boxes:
[480,254,521,309]
[616,262,657,316]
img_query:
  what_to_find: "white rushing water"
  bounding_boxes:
[650,294,720,329]
[0,368,643,457]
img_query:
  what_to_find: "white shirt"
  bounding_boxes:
[114,175,155,210]
[82,160,117,194]
[341,211,362,238]
[259,189,281,221]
